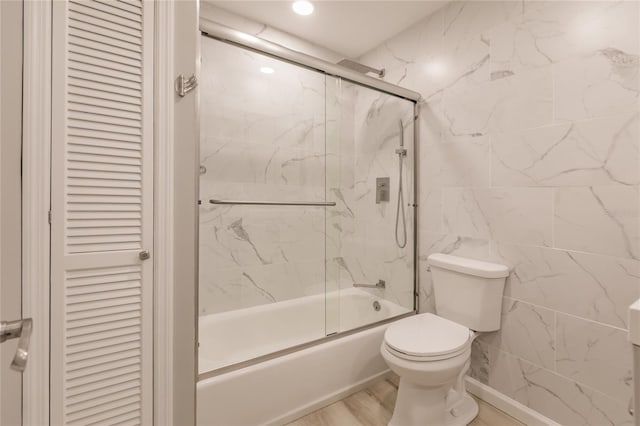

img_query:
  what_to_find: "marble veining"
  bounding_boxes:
[554,186,639,260]
[488,1,639,77]
[358,0,640,423]
[196,0,640,423]
[554,50,639,122]
[492,113,640,187]
[556,314,633,403]
[199,36,415,319]
[442,187,553,246]
[479,298,555,370]
[483,345,633,426]
[496,242,640,329]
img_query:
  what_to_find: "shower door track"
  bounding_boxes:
[197,20,421,378]
[199,19,422,102]
[198,311,416,381]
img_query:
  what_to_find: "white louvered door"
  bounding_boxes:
[50,1,154,424]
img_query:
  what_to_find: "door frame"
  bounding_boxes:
[21,1,196,424]
[22,0,51,423]
[155,1,200,424]
[1,0,26,424]
[154,1,177,424]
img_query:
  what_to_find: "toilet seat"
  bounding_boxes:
[384,313,471,361]
[383,342,469,362]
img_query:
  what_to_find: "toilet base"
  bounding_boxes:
[388,383,478,426]
[446,393,478,426]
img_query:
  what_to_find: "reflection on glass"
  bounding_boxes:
[326,78,415,334]
[198,36,415,375]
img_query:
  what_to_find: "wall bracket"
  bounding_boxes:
[175,74,198,97]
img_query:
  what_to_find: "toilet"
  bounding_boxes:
[381,253,509,426]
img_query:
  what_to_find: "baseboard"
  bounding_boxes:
[266,369,394,426]
[466,377,560,426]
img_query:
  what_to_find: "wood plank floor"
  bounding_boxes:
[286,377,524,426]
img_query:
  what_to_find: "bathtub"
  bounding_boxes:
[197,288,413,425]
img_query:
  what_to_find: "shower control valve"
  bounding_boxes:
[376,177,390,203]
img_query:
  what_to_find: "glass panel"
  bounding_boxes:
[198,37,328,373]
[198,35,416,376]
[326,79,415,333]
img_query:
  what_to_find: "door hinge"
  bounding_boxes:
[48,210,51,224]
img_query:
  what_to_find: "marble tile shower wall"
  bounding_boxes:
[333,82,416,310]
[360,1,640,424]
[199,37,417,317]
[199,37,335,315]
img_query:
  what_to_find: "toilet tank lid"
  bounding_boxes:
[427,254,509,278]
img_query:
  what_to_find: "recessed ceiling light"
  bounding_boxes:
[292,0,314,16]
[260,67,275,74]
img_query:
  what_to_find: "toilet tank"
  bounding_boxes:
[427,253,509,332]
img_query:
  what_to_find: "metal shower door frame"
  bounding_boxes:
[197,22,421,380]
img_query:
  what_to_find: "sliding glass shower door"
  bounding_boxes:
[198,35,416,376]
[198,37,330,372]
[326,77,416,333]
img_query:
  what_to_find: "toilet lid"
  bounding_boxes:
[384,313,470,357]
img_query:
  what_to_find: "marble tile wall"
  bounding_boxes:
[359,1,640,424]
[333,81,416,311]
[199,37,331,315]
[199,38,417,317]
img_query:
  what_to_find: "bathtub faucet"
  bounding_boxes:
[353,280,386,289]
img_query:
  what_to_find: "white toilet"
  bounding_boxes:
[381,253,509,426]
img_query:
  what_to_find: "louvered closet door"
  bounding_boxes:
[50,1,154,424]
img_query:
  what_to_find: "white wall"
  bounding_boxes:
[360,1,640,424]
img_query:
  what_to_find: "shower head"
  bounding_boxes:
[337,59,385,78]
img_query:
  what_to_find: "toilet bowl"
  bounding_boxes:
[381,254,509,426]
[381,313,477,426]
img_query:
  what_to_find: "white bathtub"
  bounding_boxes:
[197,288,412,425]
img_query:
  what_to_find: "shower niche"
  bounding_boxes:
[198,35,416,375]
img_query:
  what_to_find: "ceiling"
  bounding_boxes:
[210,1,445,58]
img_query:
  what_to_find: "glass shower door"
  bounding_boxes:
[326,77,416,334]
[198,35,416,376]
[198,37,330,372]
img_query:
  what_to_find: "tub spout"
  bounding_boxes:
[354,280,386,289]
